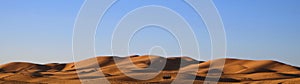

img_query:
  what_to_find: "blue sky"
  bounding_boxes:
[0,0,299,66]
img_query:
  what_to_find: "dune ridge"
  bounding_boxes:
[0,55,299,84]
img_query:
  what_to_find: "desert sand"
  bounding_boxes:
[0,55,300,84]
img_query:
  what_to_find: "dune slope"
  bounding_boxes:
[0,55,299,84]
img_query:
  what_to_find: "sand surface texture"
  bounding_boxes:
[0,55,299,84]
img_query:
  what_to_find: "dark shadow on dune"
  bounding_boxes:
[0,68,4,72]
[31,71,44,77]
[52,64,67,71]
[296,67,300,70]
[279,73,300,77]
[163,57,203,71]
[182,74,240,82]
[194,76,240,82]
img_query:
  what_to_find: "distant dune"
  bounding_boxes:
[0,55,300,84]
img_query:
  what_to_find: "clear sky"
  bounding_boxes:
[0,0,299,66]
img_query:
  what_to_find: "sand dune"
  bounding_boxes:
[0,55,299,84]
